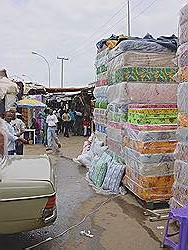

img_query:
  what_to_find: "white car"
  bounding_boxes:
[0,127,57,234]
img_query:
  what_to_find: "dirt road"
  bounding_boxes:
[0,135,168,250]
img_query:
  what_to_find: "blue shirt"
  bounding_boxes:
[5,122,18,152]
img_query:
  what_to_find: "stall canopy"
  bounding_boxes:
[16,98,46,109]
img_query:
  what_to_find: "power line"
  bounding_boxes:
[66,1,128,57]
[131,0,158,22]
[70,0,159,61]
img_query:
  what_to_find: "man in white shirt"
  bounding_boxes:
[4,111,27,155]
[10,109,26,155]
[46,109,61,151]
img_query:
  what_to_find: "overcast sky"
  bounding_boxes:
[0,0,187,88]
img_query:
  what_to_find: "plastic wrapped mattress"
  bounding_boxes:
[177,43,188,67]
[175,142,188,161]
[177,82,188,113]
[176,127,188,143]
[108,51,176,72]
[123,136,177,154]
[123,146,175,176]
[108,82,178,105]
[174,160,188,186]
[123,174,172,201]
[126,166,174,187]
[108,66,177,85]
[124,126,177,142]
[108,40,174,61]
[126,122,177,131]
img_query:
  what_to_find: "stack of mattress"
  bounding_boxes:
[106,42,178,160]
[94,48,109,144]
[123,104,178,201]
[94,34,178,201]
[171,3,188,208]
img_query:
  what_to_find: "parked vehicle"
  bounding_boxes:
[0,127,57,234]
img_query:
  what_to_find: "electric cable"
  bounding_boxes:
[66,1,128,57]
[131,0,158,22]
[68,0,150,61]
[25,194,122,250]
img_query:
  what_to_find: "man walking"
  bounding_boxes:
[46,109,61,151]
[62,110,71,138]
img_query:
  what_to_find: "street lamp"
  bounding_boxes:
[57,56,68,88]
[31,51,51,88]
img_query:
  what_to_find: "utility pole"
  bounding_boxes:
[127,0,131,36]
[57,56,68,88]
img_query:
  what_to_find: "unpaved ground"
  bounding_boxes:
[21,135,169,250]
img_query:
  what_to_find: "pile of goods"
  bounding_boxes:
[171,3,188,208]
[90,33,179,199]
[93,48,109,144]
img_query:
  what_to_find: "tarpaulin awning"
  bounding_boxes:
[16,98,46,108]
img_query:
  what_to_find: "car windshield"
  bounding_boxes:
[0,118,7,166]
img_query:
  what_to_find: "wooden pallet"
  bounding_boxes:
[125,186,170,210]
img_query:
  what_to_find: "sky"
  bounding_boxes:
[0,0,187,88]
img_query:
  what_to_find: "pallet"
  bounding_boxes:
[125,186,170,210]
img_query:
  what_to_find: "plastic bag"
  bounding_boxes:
[102,161,125,193]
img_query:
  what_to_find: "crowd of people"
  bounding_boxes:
[0,106,94,157]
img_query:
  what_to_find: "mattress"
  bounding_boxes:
[174,160,188,186]
[179,3,188,26]
[107,51,176,73]
[179,20,188,45]
[128,115,177,125]
[126,166,174,188]
[106,127,124,143]
[123,174,172,201]
[176,127,188,143]
[93,108,107,125]
[128,104,178,124]
[123,146,175,164]
[124,154,174,176]
[117,82,178,104]
[177,67,188,82]
[126,122,177,131]
[172,181,188,207]
[177,82,188,114]
[177,43,188,67]
[123,136,177,154]
[175,142,188,161]
[108,40,174,62]
[124,126,177,142]
[108,66,177,85]
[93,86,108,99]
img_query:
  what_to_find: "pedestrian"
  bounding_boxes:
[83,114,91,137]
[9,108,26,155]
[74,111,83,136]
[4,111,27,155]
[62,110,71,138]
[68,109,76,135]
[46,109,61,151]
[39,108,49,147]
[31,117,41,144]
